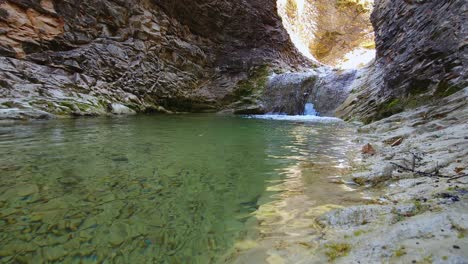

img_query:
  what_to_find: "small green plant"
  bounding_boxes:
[451,222,467,239]
[421,254,433,263]
[391,207,405,223]
[353,230,365,236]
[412,200,430,215]
[391,201,430,223]
[325,243,351,261]
[386,99,401,109]
[394,246,407,257]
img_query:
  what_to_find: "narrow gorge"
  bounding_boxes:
[0,0,466,263]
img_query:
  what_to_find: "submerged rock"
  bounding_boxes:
[43,246,67,261]
[13,183,39,197]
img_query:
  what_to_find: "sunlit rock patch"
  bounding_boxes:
[277,0,375,68]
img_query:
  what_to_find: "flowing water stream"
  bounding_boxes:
[0,114,364,263]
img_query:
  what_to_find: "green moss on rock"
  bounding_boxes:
[373,98,404,122]
[325,243,351,261]
[234,65,270,98]
[2,101,20,108]
[394,246,407,257]
[434,81,462,98]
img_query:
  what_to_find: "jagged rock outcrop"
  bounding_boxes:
[337,0,467,123]
[0,0,308,119]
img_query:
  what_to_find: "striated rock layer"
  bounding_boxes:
[0,0,309,119]
[337,0,467,123]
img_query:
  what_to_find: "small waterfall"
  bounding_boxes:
[304,103,317,116]
[261,68,357,116]
[245,100,342,122]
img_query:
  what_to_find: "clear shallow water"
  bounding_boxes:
[0,114,358,263]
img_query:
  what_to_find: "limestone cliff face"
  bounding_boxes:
[337,0,467,122]
[0,0,307,119]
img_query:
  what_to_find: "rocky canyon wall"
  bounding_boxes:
[0,0,308,119]
[337,0,467,123]
[1,0,466,121]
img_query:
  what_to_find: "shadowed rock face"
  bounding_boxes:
[262,68,357,116]
[0,0,308,119]
[337,0,467,123]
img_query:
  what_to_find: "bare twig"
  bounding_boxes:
[447,174,468,183]
[409,151,423,170]
[390,162,452,178]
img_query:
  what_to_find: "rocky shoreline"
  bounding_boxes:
[226,88,467,264]
[316,88,468,263]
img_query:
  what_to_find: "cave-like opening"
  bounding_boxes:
[277,0,375,69]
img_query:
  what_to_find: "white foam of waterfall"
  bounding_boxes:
[245,115,342,122]
[304,103,317,116]
[246,102,342,123]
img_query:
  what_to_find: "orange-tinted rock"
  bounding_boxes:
[0,1,64,58]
